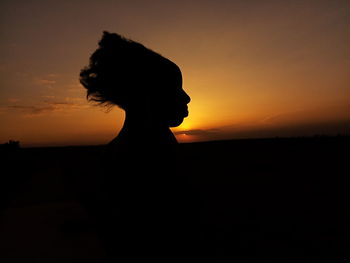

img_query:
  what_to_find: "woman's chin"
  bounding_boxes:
[168,117,185,127]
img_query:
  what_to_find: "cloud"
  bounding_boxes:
[46,73,58,78]
[33,73,59,87]
[64,97,85,103]
[260,109,305,124]
[35,79,57,85]
[44,99,89,110]
[6,105,56,115]
[7,98,21,103]
[4,97,90,116]
[66,83,83,92]
[41,95,55,99]
[174,128,221,136]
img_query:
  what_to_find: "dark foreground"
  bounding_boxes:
[1,136,349,262]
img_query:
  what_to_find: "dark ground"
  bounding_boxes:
[1,136,349,262]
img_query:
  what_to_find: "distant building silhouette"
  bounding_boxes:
[0,140,20,151]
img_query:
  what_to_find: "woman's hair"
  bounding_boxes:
[80,31,180,109]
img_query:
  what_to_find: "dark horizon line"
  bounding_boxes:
[6,133,349,149]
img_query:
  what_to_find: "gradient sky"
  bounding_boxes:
[1,0,350,147]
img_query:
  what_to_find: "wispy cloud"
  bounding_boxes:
[64,97,85,103]
[35,78,57,85]
[260,109,305,124]
[3,96,90,116]
[6,105,56,115]
[41,95,55,99]
[7,98,21,103]
[174,128,221,136]
[46,73,58,78]
[33,73,59,87]
[66,83,83,92]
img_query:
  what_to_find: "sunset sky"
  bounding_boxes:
[1,0,349,147]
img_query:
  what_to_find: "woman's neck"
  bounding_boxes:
[117,110,178,146]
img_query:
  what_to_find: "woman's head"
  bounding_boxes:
[80,31,190,127]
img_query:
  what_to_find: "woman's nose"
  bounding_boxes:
[183,90,191,104]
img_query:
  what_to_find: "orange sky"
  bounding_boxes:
[1,0,350,147]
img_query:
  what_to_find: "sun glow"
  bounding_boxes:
[172,119,198,142]
[175,120,192,131]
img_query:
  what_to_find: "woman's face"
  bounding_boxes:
[163,86,191,127]
[151,65,191,127]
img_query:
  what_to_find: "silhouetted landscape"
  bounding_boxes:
[1,136,349,262]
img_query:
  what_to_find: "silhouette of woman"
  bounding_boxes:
[80,32,195,262]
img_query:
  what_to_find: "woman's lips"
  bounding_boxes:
[183,109,189,117]
[174,106,188,118]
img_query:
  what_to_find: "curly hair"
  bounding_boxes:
[79,31,180,110]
